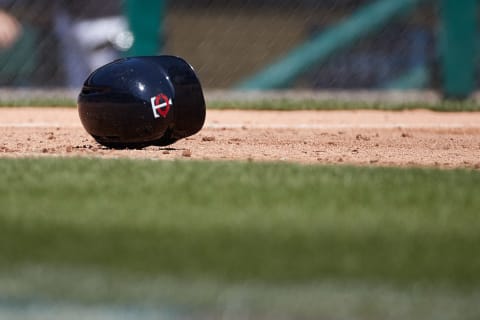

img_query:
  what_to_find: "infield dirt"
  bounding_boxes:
[1,107,480,169]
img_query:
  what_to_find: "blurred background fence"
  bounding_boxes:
[0,0,477,98]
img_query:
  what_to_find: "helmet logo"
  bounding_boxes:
[150,93,172,119]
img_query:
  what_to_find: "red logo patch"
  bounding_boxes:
[150,93,172,119]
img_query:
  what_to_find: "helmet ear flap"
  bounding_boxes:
[153,56,206,142]
[77,55,206,149]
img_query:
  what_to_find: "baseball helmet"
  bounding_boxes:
[78,55,206,149]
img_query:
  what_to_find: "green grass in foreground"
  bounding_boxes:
[2,98,480,111]
[0,158,479,288]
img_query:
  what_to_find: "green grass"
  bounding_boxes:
[2,97,480,111]
[0,157,479,289]
[209,99,480,111]
[0,98,76,107]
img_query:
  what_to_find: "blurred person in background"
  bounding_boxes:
[0,8,21,49]
[0,0,130,87]
[54,1,131,87]
[0,4,26,86]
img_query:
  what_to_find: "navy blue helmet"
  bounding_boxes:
[78,55,206,149]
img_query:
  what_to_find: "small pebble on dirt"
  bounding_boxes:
[202,136,216,141]
[42,148,48,153]
[66,146,73,152]
[401,132,412,138]
[162,150,170,154]
[356,134,370,141]
[182,149,192,157]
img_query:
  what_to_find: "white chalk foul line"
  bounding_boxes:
[0,122,478,129]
